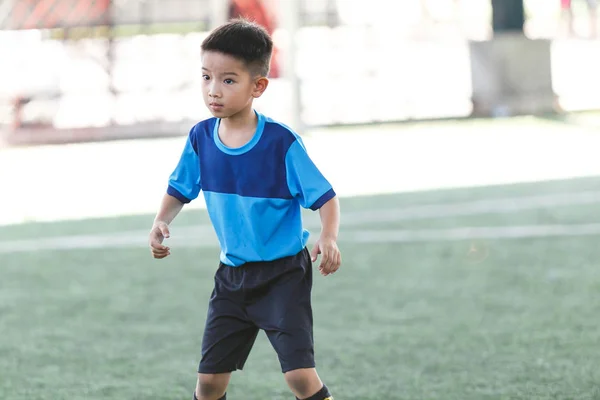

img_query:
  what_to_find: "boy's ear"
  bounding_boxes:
[252,77,269,99]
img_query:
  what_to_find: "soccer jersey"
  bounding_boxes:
[167,111,335,267]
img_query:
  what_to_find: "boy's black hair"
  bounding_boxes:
[201,18,273,77]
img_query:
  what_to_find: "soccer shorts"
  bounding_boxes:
[198,247,315,374]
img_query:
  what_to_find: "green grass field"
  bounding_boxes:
[3,176,600,399]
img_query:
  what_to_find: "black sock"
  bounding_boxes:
[193,393,226,400]
[297,385,332,400]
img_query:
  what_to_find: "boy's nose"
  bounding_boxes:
[208,83,221,98]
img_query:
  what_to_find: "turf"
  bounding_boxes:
[4,174,600,242]
[3,177,600,399]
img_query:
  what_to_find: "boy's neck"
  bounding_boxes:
[220,106,256,134]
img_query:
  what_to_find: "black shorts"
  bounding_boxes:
[198,247,315,374]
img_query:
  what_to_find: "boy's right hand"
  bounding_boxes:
[149,221,171,259]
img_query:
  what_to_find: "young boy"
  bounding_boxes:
[148,19,341,400]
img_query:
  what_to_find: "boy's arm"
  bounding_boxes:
[150,128,202,259]
[285,137,341,276]
[318,196,340,241]
[311,196,342,276]
[149,194,185,259]
[154,193,185,226]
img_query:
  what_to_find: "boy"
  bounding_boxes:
[148,19,341,400]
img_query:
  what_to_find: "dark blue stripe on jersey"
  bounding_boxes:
[189,127,200,155]
[167,185,191,204]
[309,188,336,210]
[195,120,296,199]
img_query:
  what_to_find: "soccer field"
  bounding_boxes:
[3,173,600,399]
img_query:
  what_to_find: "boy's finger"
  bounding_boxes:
[151,247,170,257]
[152,246,170,254]
[319,258,327,273]
[319,249,327,265]
[150,241,168,250]
[310,244,320,262]
[332,252,341,272]
[326,248,335,270]
[320,250,331,273]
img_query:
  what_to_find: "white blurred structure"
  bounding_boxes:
[0,0,599,140]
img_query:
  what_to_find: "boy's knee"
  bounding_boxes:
[284,368,324,399]
[196,373,229,400]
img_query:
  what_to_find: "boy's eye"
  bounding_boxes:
[202,75,210,81]
[224,79,234,84]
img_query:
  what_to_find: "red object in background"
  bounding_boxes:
[229,0,281,78]
[9,0,110,30]
[561,0,572,9]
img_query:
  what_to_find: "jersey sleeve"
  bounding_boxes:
[285,138,336,210]
[167,131,201,204]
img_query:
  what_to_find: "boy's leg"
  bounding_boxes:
[194,373,230,400]
[245,248,334,399]
[284,368,332,400]
[197,263,260,399]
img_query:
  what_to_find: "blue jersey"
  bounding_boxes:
[167,111,336,266]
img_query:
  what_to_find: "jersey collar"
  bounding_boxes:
[213,110,265,155]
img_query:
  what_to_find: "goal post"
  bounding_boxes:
[209,0,229,29]
[277,0,302,133]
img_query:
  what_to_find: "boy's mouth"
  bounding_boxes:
[209,102,224,111]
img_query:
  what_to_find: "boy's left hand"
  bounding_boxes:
[310,236,341,276]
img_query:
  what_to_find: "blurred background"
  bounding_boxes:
[1,0,600,138]
[3,1,600,399]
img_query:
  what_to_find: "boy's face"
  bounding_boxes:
[201,51,268,118]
